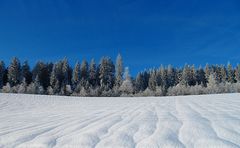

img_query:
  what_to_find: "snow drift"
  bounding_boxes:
[0,93,240,148]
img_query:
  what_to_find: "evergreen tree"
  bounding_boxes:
[180,64,196,86]
[27,75,44,94]
[18,78,27,93]
[2,83,11,93]
[115,54,123,88]
[189,65,196,86]
[207,73,219,94]
[72,61,81,89]
[142,71,150,91]
[80,59,89,87]
[34,75,44,94]
[215,65,221,83]
[227,62,235,83]
[180,64,190,86]
[32,61,50,89]
[99,57,115,91]
[50,63,60,94]
[0,61,5,88]
[196,66,206,86]
[148,70,157,91]
[62,58,71,86]
[21,61,32,84]
[60,58,71,95]
[8,57,21,86]
[89,59,97,87]
[3,69,8,86]
[167,65,175,88]
[205,63,210,81]
[51,60,69,93]
[135,72,145,92]
[120,67,133,95]
[175,68,182,85]
[159,65,167,88]
[220,65,227,83]
[235,64,240,82]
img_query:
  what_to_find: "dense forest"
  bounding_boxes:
[0,54,240,97]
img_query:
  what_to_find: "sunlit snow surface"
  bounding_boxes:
[0,93,240,148]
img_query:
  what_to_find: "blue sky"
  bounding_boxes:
[0,0,240,75]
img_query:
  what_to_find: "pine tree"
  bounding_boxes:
[47,86,54,95]
[60,58,71,95]
[220,65,227,83]
[115,54,123,88]
[235,64,240,82]
[207,73,218,94]
[189,65,196,86]
[215,65,221,83]
[72,61,80,89]
[51,60,69,94]
[136,71,150,92]
[18,78,27,93]
[159,65,167,88]
[8,57,21,86]
[3,69,8,86]
[180,64,196,86]
[205,63,210,81]
[135,72,144,92]
[167,65,175,88]
[62,58,71,86]
[99,57,115,91]
[196,66,206,86]
[180,64,190,86]
[21,61,32,84]
[2,83,11,93]
[227,62,235,83]
[32,61,50,89]
[27,75,44,94]
[89,59,97,87]
[0,61,5,88]
[34,75,44,94]
[120,67,133,95]
[175,68,182,85]
[148,70,157,91]
[80,59,89,87]
[50,64,60,94]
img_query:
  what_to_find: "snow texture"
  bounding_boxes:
[0,93,240,148]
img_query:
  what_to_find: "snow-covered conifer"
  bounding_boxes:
[17,78,27,94]
[235,64,240,82]
[8,57,21,86]
[120,67,134,95]
[167,65,176,88]
[2,83,11,93]
[0,61,5,88]
[206,73,219,94]
[72,61,81,90]
[80,59,89,87]
[89,59,97,87]
[227,62,235,83]
[99,57,115,91]
[220,65,227,83]
[148,70,157,91]
[115,54,123,88]
[196,66,206,86]
[21,61,32,84]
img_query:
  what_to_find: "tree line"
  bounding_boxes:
[0,55,240,96]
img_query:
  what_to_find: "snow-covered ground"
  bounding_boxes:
[0,93,240,148]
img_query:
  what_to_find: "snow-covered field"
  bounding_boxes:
[0,93,240,148]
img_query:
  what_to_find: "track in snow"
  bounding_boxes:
[0,93,240,148]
